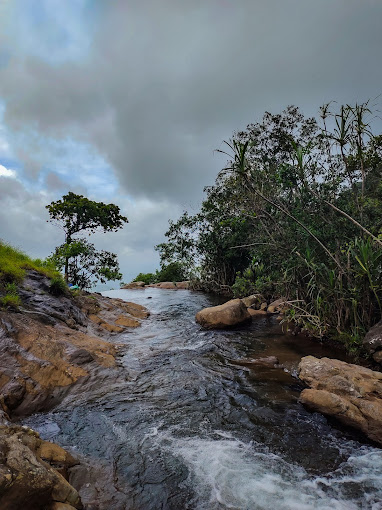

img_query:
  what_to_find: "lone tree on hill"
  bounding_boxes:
[46,192,128,288]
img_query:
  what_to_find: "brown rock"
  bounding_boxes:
[373,351,382,364]
[158,282,177,289]
[267,297,287,314]
[241,294,264,308]
[260,302,268,311]
[122,281,145,289]
[100,322,124,333]
[88,314,103,325]
[175,281,190,289]
[195,299,251,329]
[247,308,268,317]
[298,356,382,445]
[0,425,82,510]
[115,315,141,328]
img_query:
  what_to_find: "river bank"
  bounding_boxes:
[0,269,150,509]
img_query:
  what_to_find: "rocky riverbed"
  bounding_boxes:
[0,270,149,509]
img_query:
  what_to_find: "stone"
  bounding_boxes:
[100,322,124,333]
[298,356,382,445]
[373,351,382,364]
[247,308,268,317]
[363,320,382,354]
[195,299,251,329]
[175,281,190,289]
[121,281,145,289]
[232,356,279,368]
[158,282,177,289]
[115,316,141,328]
[88,314,103,325]
[241,294,264,308]
[267,297,287,314]
[260,302,268,311]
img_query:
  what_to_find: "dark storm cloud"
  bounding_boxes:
[1,0,381,203]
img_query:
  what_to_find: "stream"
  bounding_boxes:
[24,289,382,509]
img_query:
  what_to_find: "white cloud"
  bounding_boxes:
[0,164,16,178]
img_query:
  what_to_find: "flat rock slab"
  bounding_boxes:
[298,356,382,445]
[195,299,251,329]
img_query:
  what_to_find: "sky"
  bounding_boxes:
[0,0,381,286]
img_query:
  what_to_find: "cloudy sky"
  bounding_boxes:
[0,0,381,285]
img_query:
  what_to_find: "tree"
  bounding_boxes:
[46,192,128,288]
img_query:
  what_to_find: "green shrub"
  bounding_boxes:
[156,262,188,283]
[49,275,68,296]
[0,294,21,308]
[133,272,157,285]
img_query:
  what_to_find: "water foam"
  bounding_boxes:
[150,429,382,510]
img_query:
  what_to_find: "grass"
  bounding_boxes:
[0,241,60,284]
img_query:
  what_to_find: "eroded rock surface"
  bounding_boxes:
[363,320,382,366]
[196,298,251,329]
[0,424,81,510]
[298,356,382,445]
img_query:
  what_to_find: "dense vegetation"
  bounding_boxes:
[156,102,382,350]
[132,262,189,285]
[47,192,128,289]
[0,241,65,307]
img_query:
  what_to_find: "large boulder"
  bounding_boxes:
[195,299,251,329]
[298,356,382,445]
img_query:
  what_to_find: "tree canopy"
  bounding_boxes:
[46,193,128,288]
[156,102,382,351]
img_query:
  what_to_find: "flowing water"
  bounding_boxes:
[24,289,382,509]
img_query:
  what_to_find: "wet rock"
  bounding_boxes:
[100,322,124,333]
[298,356,382,445]
[232,356,280,368]
[196,299,251,329]
[115,315,140,328]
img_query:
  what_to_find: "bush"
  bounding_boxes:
[133,272,157,285]
[0,294,21,308]
[156,262,188,283]
[49,275,68,296]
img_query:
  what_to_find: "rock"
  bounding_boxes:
[247,308,268,317]
[157,282,177,289]
[373,351,382,364]
[88,314,103,325]
[260,302,268,311]
[195,299,251,329]
[363,320,382,355]
[100,322,124,333]
[241,294,264,308]
[232,356,279,368]
[267,297,287,314]
[0,425,82,510]
[175,281,190,289]
[115,316,140,328]
[121,281,145,289]
[298,356,382,445]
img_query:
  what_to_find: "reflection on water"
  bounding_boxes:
[24,288,382,509]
